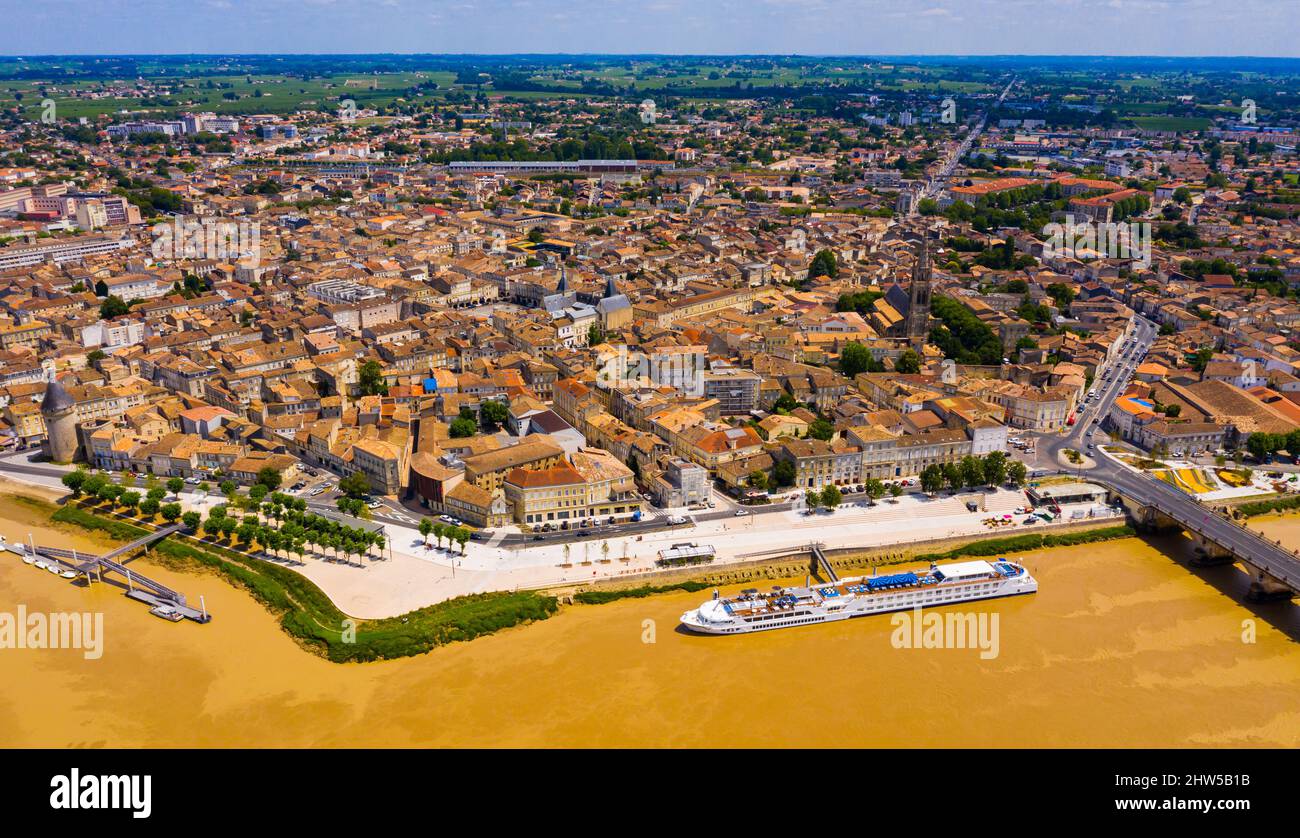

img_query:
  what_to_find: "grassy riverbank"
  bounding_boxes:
[1234,495,1300,518]
[574,580,712,605]
[912,524,1136,563]
[45,499,558,663]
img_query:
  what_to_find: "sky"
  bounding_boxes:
[6,0,1299,57]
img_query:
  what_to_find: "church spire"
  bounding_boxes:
[905,231,933,350]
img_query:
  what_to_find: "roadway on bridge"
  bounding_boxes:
[1037,316,1300,594]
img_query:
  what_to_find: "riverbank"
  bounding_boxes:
[549,518,1136,602]
[41,497,559,662]
[3,492,1299,746]
[45,486,1142,623]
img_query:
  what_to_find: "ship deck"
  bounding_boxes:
[720,561,1026,616]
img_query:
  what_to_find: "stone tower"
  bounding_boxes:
[904,232,933,351]
[41,377,78,464]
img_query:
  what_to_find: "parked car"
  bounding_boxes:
[734,509,748,517]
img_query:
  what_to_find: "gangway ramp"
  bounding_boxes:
[810,543,838,583]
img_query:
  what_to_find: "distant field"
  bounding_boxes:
[2,71,455,119]
[1124,115,1212,132]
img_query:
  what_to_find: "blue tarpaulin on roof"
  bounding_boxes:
[865,572,919,590]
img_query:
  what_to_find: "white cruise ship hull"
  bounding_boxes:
[680,561,1038,635]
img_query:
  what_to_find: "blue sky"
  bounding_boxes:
[8,0,1298,57]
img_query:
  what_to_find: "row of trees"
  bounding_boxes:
[199,502,388,565]
[1245,430,1300,461]
[63,471,388,565]
[918,452,1027,494]
[804,478,910,511]
[418,518,473,554]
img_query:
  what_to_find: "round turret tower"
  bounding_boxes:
[41,377,78,464]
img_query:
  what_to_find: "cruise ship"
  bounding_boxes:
[680,559,1037,635]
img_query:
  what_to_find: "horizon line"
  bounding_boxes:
[4,52,1300,61]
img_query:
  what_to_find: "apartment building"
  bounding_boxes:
[462,435,566,493]
[503,447,642,526]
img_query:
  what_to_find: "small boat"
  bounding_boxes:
[33,560,48,570]
[21,556,35,565]
[149,604,184,622]
[45,564,62,575]
[59,570,77,579]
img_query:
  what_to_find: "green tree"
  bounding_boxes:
[894,349,921,375]
[1007,460,1028,487]
[920,464,944,494]
[160,503,182,523]
[182,511,202,531]
[773,392,800,413]
[1045,283,1076,309]
[166,477,184,496]
[747,470,768,491]
[804,489,821,511]
[256,466,282,490]
[339,470,372,498]
[81,474,108,498]
[450,416,478,438]
[1190,347,1214,373]
[981,451,1008,487]
[419,517,433,547]
[119,491,141,513]
[960,455,985,488]
[808,249,838,280]
[480,399,509,431]
[807,418,834,441]
[773,459,796,487]
[942,462,963,491]
[839,341,872,377]
[99,295,129,319]
[139,497,160,518]
[820,484,842,509]
[358,359,388,396]
[865,478,885,500]
[61,470,87,497]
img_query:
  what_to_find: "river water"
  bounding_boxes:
[1,497,1298,747]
